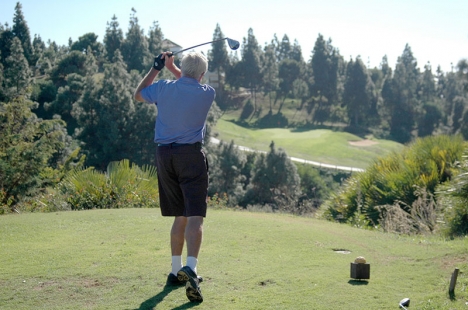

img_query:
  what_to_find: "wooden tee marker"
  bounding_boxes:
[449,268,459,295]
[350,262,370,280]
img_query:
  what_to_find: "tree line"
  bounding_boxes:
[1,2,468,227]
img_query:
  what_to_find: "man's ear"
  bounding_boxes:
[198,72,205,82]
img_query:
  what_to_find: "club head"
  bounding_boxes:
[226,38,240,50]
[399,298,410,309]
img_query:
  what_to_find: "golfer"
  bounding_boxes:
[134,51,215,303]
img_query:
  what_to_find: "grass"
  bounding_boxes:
[1,208,467,309]
[214,117,403,169]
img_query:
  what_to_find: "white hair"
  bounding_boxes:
[181,52,208,79]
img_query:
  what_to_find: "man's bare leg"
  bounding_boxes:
[185,216,204,260]
[170,216,187,275]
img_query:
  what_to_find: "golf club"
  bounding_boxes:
[169,37,240,56]
[399,298,410,309]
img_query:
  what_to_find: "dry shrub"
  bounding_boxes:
[377,187,438,234]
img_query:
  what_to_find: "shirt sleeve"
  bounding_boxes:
[140,82,160,104]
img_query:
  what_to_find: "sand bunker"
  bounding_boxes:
[348,139,378,146]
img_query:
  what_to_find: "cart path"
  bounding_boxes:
[210,137,364,173]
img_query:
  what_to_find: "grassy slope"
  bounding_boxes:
[214,117,403,169]
[1,209,466,310]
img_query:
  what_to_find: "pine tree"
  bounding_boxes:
[31,34,45,73]
[147,21,163,56]
[208,140,247,206]
[245,141,301,209]
[0,24,14,68]
[309,34,342,123]
[208,24,229,99]
[382,44,420,143]
[12,2,34,66]
[277,34,291,62]
[74,50,137,169]
[277,59,302,112]
[0,96,67,206]
[121,8,150,72]
[343,57,377,127]
[261,42,279,110]
[104,15,123,63]
[240,28,263,106]
[4,37,31,99]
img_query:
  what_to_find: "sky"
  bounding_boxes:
[1,0,467,72]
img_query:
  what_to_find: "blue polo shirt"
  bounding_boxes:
[141,76,215,144]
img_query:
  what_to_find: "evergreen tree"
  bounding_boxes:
[245,141,301,209]
[309,34,342,123]
[36,40,60,76]
[72,75,102,165]
[240,28,263,106]
[0,59,4,102]
[31,34,45,73]
[277,34,291,62]
[0,96,68,206]
[277,59,302,111]
[70,33,103,56]
[416,63,442,137]
[3,37,31,99]
[208,24,229,99]
[261,42,279,110]
[343,57,377,127]
[291,39,304,63]
[46,73,85,135]
[12,2,34,66]
[74,50,136,169]
[0,24,14,70]
[49,50,88,87]
[208,140,247,206]
[104,15,123,63]
[121,8,150,72]
[382,44,420,143]
[147,21,163,55]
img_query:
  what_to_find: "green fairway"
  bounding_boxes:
[214,117,404,170]
[1,208,466,309]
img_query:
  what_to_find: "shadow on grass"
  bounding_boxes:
[132,284,200,310]
[348,280,369,286]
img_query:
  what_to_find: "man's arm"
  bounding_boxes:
[165,53,182,79]
[134,67,159,102]
[134,52,182,102]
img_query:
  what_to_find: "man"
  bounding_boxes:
[134,51,215,303]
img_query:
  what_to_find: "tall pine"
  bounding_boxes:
[121,8,150,72]
[12,2,34,66]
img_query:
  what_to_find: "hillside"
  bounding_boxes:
[214,116,404,170]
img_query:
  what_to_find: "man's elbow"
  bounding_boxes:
[134,91,144,102]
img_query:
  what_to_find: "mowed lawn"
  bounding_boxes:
[214,118,404,169]
[1,208,467,309]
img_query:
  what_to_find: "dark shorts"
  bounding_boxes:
[155,143,208,217]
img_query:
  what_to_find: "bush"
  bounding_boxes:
[436,150,468,237]
[25,159,160,212]
[321,135,466,231]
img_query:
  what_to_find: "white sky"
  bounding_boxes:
[1,0,467,72]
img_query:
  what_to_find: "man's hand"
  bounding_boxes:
[163,52,175,69]
[153,54,165,71]
[162,52,182,79]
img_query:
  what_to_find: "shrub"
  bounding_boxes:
[436,150,468,237]
[321,135,465,231]
[26,159,160,212]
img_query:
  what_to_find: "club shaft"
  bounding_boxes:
[172,38,227,55]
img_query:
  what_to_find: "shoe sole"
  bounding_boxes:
[186,277,203,303]
[177,269,203,283]
[177,269,191,283]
